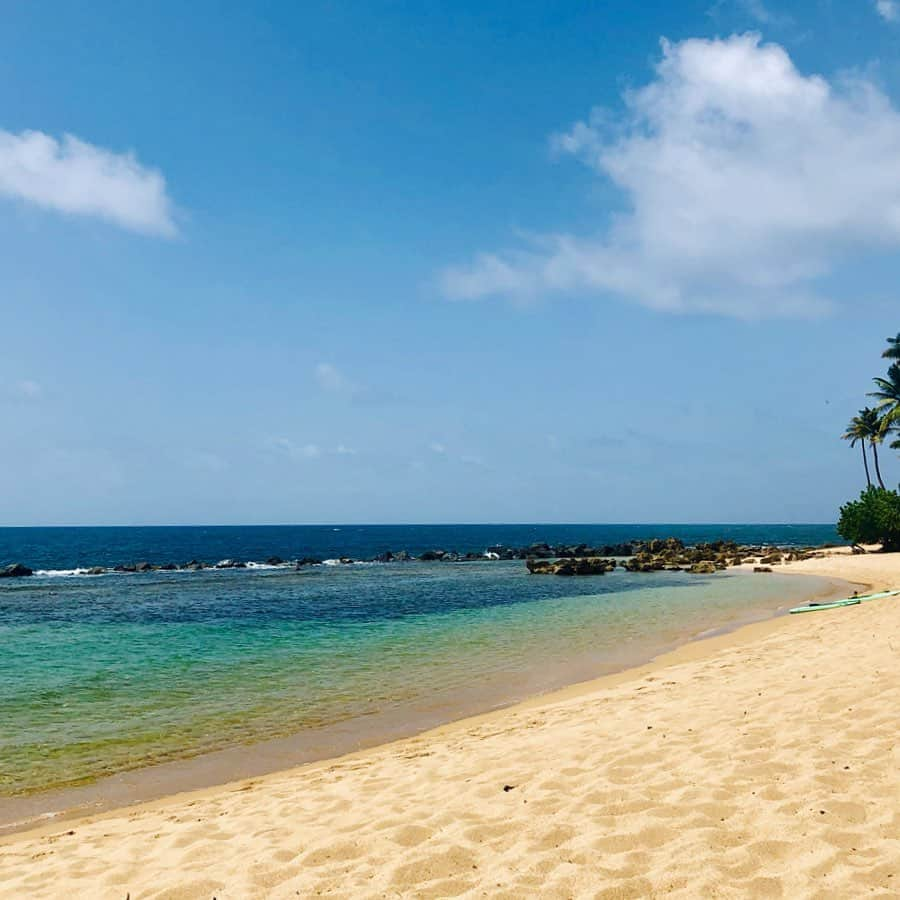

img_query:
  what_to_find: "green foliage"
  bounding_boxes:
[837,488,900,552]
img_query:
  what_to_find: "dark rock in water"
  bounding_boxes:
[295,557,322,568]
[487,545,517,560]
[643,537,685,556]
[373,551,394,563]
[526,557,616,576]
[394,550,412,561]
[622,553,666,572]
[524,543,555,559]
[86,566,105,575]
[115,563,137,573]
[0,563,33,577]
[135,562,153,572]
[215,559,246,569]
[753,566,773,573]
[181,560,207,570]
[158,563,177,571]
[265,556,285,566]
[419,550,445,561]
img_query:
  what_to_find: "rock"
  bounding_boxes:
[86,566,105,575]
[114,563,137,573]
[394,550,412,561]
[419,550,446,561]
[265,556,285,566]
[159,563,177,571]
[181,560,207,570]
[135,562,153,572]
[526,557,616,576]
[373,551,394,563]
[688,561,717,574]
[524,543,555,559]
[0,563,32,577]
[215,559,246,569]
[753,566,773,573]
[295,557,322,568]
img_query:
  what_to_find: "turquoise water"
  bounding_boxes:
[0,557,839,801]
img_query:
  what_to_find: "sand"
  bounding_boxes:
[2,550,900,898]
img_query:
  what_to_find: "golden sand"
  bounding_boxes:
[2,550,899,898]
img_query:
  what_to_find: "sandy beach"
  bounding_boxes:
[2,549,899,898]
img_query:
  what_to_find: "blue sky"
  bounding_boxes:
[3,0,900,525]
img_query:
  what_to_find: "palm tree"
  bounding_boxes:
[870,361,900,438]
[864,407,888,490]
[842,411,874,488]
[883,333,900,361]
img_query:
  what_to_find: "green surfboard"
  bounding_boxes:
[789,597,862,614]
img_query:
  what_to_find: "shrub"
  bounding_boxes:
[837,488,900,552]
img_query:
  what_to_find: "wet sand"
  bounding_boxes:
[2,549,899,897]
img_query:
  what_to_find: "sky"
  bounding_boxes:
[3,0,900,526]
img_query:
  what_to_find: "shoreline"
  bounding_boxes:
[3,549,898,896]
[0,568,851,838]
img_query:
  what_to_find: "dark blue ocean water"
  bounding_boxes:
[0,523,841,571]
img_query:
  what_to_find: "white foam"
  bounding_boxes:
[33,568,97,577]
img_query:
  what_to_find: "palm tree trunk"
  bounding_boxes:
[872,441,886,489]
[862,442,872,488]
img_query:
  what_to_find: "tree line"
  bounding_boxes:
[838,334,900,551]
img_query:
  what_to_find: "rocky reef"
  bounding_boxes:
[525,537,830,577]
[0,537,836,580]
[525,557,617,576]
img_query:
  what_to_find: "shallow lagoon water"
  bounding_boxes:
[0,557,840,805]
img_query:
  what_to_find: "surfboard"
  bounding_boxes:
[789,597,862,614]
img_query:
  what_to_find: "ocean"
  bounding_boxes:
[0,523,845,829]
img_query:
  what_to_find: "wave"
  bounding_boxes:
[34,568,98,577]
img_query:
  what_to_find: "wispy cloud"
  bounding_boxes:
[429,441,447,455]
[440,33,900,318]
[14,379,42,399]
[707,0,792,27]
[183,450,229,473]
[876,0,899,21]
[0,129,177,236]
[268,436,360,461]
[314,362,354,394]
[269,437,322,461]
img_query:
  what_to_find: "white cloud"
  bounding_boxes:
[0,129,176,236]
[183,450,229,473]
[732,0,782,24]
[15,379,42,398]
[314,363,355,394]
[429,441,447,454]
[440,34,900,318]
[876,0,899,22]
[335,444,357,455]
[270,437,321,460]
